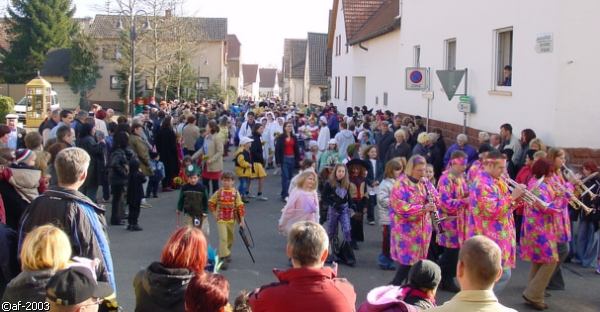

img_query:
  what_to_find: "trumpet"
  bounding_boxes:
[552,178,593,215]
[562,165,597,201]
[502,175,550,208]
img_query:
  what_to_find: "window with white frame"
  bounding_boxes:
[445,39,456,70]
[413,45,421,67]
[495,28,513,87]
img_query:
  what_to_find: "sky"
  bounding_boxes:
[70,0,332,69]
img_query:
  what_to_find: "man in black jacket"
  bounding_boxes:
[19,147,115,291]
[376,121,394,162]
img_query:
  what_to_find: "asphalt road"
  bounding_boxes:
[108,157,600,312]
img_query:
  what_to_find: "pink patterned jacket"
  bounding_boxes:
[437,170,469,248]
[520,178,562,263]
[468,171,516,269]
[389,176,438,265]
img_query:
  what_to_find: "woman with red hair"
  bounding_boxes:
[134,226,208,312]
[185,274,231,312]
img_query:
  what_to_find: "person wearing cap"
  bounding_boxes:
[46,266,113,311]
[234,136,254,202]
[5,113,26,150]
[359,259,440,311]
[176,164,209,233]
[317,115,330,154]
[425,236,517,312]
[317,139,339,173]
[0,148,44,230]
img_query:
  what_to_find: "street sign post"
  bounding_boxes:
[436,69,470,134]
[436,70,466,100]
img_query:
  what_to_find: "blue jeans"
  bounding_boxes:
[280,156,295,198]
[576,221,599,268]
[238,177,249,196]
[493,268,512,294]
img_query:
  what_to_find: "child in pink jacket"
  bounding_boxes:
[278,171,319,235]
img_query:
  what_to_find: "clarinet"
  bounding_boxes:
[422,177,445,234]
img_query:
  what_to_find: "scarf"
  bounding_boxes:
[78,201,116,291]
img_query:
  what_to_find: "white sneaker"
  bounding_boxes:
[258,196,268,201]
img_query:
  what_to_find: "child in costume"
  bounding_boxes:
[176,165,209,234]
[234,137,254,203]
[347,159,368,250]
[208,172,245,270]
[278,170,319,235]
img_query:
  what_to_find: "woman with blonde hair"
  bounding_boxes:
[376,158,404,270]
[278,170,319,235]
[389,155,438,285]
[529,138,547,152]
[2,224,71,303]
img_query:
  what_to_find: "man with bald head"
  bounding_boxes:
[425,236,517,312]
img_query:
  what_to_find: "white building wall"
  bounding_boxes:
[331,1,354,111]
[290,78,304,104]
[394,0,600,148]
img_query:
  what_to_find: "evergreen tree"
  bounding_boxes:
[3,0,77,83]
[68,31,101,111]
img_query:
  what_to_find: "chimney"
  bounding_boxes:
[165,9,172,18]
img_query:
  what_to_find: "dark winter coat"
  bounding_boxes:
[376,130,395,162]
[77,134,104,187]
[19,187,111,284]
[250,132,265,164]
[0,224,19,298]
[109,148,136,187]
[127,158,147,207]
[133,262,195,312]
[385,142,412,163]
[155,127,179,185]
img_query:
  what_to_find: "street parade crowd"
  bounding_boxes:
[0,98,599,312]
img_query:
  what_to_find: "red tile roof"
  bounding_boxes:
[349,0,400,45]
[328,0,400,47]
[259,68,277,88]
[342,0,384,41]
[242,64,259,85]
[226,34,240,60]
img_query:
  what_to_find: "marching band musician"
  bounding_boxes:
[521,159,563,310]
[575,161,600,268]
[436,150,469,292]
[468,150,525,293]
[389,155,439,286]
[546,148,575,290]
[467,143,493,183]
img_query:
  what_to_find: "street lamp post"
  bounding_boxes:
[117,10,151,117]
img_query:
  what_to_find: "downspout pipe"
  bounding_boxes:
[358,43,368,51]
